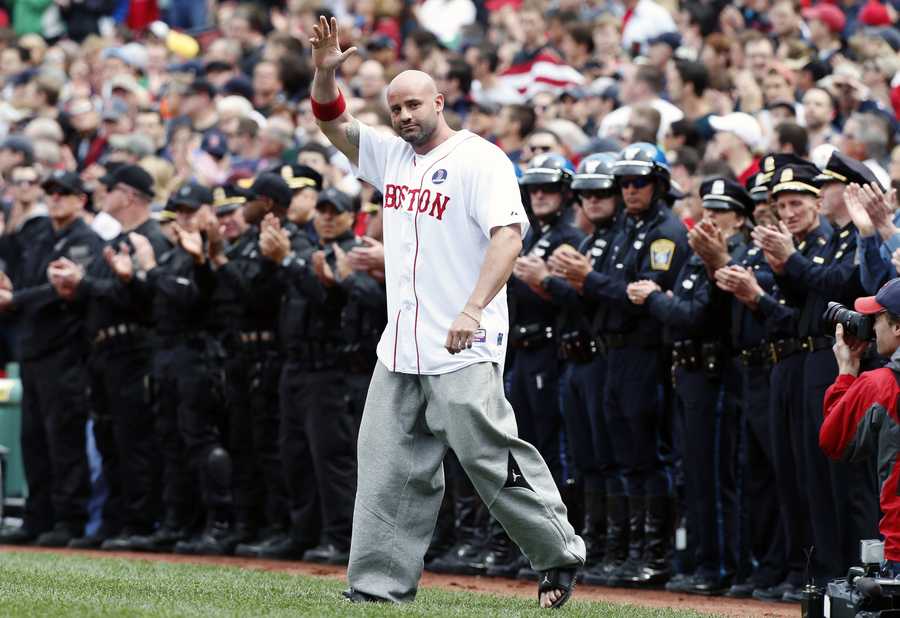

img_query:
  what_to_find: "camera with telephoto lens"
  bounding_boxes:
[823,301,876,342]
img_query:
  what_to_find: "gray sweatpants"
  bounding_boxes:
[347,361,586,602]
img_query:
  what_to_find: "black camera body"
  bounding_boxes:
[823,301,876,342]
[814,541,900,618]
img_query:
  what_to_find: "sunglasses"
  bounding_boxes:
[12,179,37,187]
[578,189,615,199]
[619,177,652,190]
[527,184,562,195]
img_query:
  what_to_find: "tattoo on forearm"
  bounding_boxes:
[346,121,360,147]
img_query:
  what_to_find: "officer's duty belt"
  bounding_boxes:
[93,323,143,345]
[558,332,604,362]
[240,330,275,344]
[603,332,660,349]
[510,323,553,350]
[769,338,803,363]
[738,344,771,367]
[672,339,722,372]
[800,336,831,352]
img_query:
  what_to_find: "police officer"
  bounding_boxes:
[756,154,877,586]
[234,172,320,560]
[742,162,827,599]
[553,143,689,588]
[218,168,319,555]
[192,183,265,553]
[271,187,375,565]
[632,178,752,594]
[45,165,171,550]
[543,152,622,581]
[109,182,234,554]
[482,153,584,578]
[0,171,103,546]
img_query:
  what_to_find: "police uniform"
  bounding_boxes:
[68,166,171,549]
[583,143,690,588]
[508,154,586,484]
[649,179,751,594]
[0,171,103,546]
[498,154,584,577]
[542,153,623,582]
[786,154,878,581]
[195,183,287,553]
[276,188,380,565]
[124,183,233,554]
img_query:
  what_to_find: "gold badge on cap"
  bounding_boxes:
[764,157,774,172]
[213,187,225,203]
[781,168,793,182]
[712,180,725,195]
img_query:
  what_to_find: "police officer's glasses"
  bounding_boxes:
[618,177,652,190]
[528,184,562,195]
[579,190,615,199]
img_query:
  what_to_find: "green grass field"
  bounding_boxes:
[0,551,715,617]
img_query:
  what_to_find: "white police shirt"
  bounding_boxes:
[356,124,529,375]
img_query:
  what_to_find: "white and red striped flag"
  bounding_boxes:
[499,50,585,100]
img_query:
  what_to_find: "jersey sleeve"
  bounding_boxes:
[467,144,529,239]
[356,123,400,191]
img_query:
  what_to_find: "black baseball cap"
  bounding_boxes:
[316,187,354,214]
[171,182,214,210]
[98,161,127,188]
[42,170,89,195]
[184,78,216,98]
[110,164,155,198]
[249,172,292,209]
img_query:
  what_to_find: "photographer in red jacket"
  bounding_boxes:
[821,277,900,574]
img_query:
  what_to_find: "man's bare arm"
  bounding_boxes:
[309,15,361,165]
[445,224,522,354]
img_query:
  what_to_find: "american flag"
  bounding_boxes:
[499,50,585,100]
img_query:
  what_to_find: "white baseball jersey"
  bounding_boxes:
[356,124,529,375]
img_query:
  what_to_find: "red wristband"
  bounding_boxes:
[311,90,346,122]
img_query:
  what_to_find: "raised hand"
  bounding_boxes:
[845,183,875,237]
[347,236,384,272]
[309,15,357,73]
[333,243,353,280]
[173,224,205,264]
[128,233,157,271]
[103,243,134,282]
[259,224,290,263]
[311,250,336,286]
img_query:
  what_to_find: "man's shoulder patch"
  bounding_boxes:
[649,238,676,271]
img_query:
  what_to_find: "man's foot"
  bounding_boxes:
[342,588,390,603]
[537,566,578,609]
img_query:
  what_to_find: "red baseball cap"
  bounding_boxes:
[802,4,847,33]
[859,0,892,27]
[855,278,900,314]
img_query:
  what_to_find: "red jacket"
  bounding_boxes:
[821,366,900,559]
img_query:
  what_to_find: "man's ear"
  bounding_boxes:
[434,93,445,113]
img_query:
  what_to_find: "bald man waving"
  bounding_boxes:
[308,17,585,609]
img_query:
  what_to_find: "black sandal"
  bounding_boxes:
[342,588,390,603]
[537,566,579,609]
